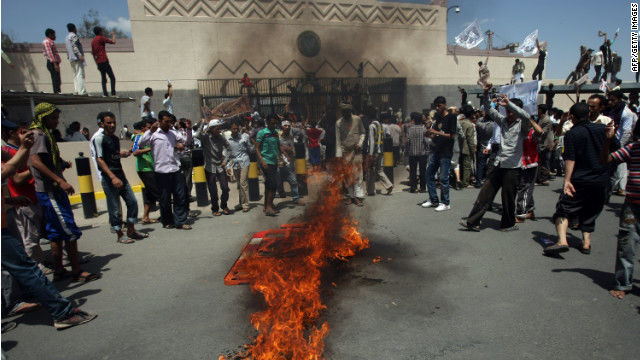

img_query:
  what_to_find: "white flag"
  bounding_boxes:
[517,30,539,56]
[599,79,607,92]
[455,20,484,49]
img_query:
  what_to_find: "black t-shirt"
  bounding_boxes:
[432,111,457,158]
[563,121,617,185]
[538,50,546,63]
[94,132,123,176]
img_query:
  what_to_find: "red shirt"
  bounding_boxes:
[1,144,38,205]
[91,35,114,64]
[306,128,323,148]
[240,76,253,87]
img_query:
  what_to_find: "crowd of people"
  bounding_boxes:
[2,25,639,336]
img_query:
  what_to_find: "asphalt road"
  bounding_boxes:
[2,173,639,360]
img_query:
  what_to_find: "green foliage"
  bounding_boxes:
[77,9,130,39]
[1,32,14,49]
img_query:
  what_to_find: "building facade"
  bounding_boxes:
[2,0,537,130]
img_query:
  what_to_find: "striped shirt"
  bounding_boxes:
[405,124,429,157]
[611,142,640,204]
[42,37,61,63]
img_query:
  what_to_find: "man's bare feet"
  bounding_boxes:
[609,289,627,299]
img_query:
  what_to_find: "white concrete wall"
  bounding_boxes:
[2,0,538,95]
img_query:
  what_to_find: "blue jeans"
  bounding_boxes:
[277,162,299,200]
[426,153,452,205]
[1,231,73,320]
[615,201,640,291]
[155,171,188,226]
[101,173,138,232]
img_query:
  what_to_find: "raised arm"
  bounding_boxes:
[139,123,157,147]
[1,132,34,180]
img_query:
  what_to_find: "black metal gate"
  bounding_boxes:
[197,77,406,158]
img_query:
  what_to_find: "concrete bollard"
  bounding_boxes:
[191,148,209,207]
[75,152,97,219]
[294,142,307,197]
[383,136,394,184]
[248,152,260,201]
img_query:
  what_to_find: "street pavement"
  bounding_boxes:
[2,172,639,360]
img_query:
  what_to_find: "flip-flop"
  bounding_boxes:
[141,219,158,224]
[213,211,222,216]
[579,246,591,255]
[72,272,101,283]
[543,244,569,255]
[128,232,149,240]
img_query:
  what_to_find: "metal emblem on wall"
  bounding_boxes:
[297,31,321,57]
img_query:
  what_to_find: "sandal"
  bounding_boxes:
[213,211,222,216]
[127,232,149,240]
[176,224,192,230]
[72,271,101,283]
[117,236,135,244]
[141,218,158,224]
[221,208,232,215]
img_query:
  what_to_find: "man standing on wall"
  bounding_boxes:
[531,39,546,81]
[42,28,61,94]
[91,27,116,96]
[477,56,490,87]
[141,88,153,118]
[64,24,86,95]
[163,82,174,114]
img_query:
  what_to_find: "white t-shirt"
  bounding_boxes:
[162,97,174,114]
[141,95,151,117]
[89,127,104,181]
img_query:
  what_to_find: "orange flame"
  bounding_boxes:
[224,159,369,360]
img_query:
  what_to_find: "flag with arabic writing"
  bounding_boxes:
[517,30,539,56]
[455,20,484,49]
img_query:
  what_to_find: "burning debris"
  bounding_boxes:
[221,160,369,360]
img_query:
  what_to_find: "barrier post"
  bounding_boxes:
[191,148,209,207]
[383,136,394,184]
[75,152,97,219]
[294,142,307,196]
[248,152,261,201]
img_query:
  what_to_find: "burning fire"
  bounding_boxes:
[221,159,369,360]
